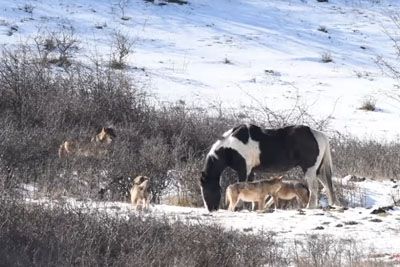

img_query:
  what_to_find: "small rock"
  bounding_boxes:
[344,221,358,225]
[315,226,324,230]
[370,218,382,223]
[297,209,306,215]
[335,223,343,227]
[348,175,366,182]
[371,206,393,215]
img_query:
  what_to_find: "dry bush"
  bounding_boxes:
[291,234,389,267]
[0,198,287,266]
[331,135,400,180]
[0,42,233,202]
[321,51,333,63]
[334,180,367,208]
[359,97,376,111]
[110,31,133,69]
[1,38,399,207]
[0,197,391,266]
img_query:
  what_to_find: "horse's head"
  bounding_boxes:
[200,155,225,212]
[95,127,116,144]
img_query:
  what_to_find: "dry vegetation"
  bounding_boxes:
[0,197,391,267]
[0,32,399,265]
[0,34,399,203]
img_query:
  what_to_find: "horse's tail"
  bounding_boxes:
[316,132,335,205]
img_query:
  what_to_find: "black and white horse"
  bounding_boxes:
[200,124,335,211]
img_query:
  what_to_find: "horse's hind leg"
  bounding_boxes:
[295,196,303,209]
[318,176,335,206]
[305,168,319,208]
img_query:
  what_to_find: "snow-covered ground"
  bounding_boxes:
[1,0,400,140]
[3,0,400,263]
[22,176,400,263]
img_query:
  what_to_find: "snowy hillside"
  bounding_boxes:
[2,0,400,263]
[1,0,400,140]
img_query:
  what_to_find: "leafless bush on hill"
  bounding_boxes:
[33,28,79,67]
[237,86,332,131]
[110,31,133,69]
[359,96,377,111]
[378,14,400,102]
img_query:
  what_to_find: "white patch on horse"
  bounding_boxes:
[207,139,222,159]
[207,127,235,159]
[208,127,261,176]
[222,128,234,138]
[225,136,261,175]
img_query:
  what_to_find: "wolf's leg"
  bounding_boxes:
[272,195,279,210]
[257,198,264,211]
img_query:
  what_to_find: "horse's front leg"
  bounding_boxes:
[237,166,248,182]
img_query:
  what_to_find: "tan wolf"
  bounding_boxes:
[130,176,151,211]
[58,127,116,158]
[264,179,309,209]
[225,176,283,211]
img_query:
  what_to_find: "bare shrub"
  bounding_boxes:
[331,135,400,180]
[334,180,367,208]
[239,88,332,130]
[318,25,328,33]
[20,3,35,15]
[223,57,233,64]
[292,235,362,267]
[359,97,376,111]
[117,0,129,19]
[110,31,133,69]
[0,198,287,266]
[321,51,333,63]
